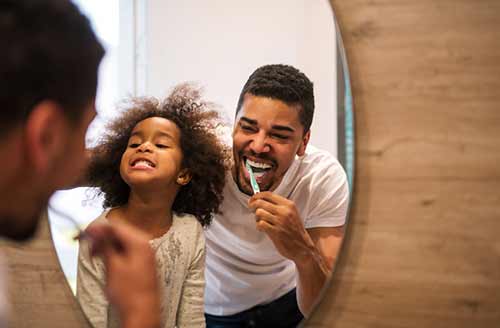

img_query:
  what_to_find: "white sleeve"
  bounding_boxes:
[303,158,350,229]
[76,237,109,328]
[176,225,206,328]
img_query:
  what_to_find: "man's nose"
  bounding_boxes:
[249,133,270,154]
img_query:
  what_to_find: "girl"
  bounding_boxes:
[76,84,229,328]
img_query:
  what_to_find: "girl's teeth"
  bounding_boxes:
[134,160,153,167]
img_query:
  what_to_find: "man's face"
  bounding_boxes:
[2,102,96,241]
[232,94,310,196]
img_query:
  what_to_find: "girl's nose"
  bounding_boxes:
[137,142,152,152]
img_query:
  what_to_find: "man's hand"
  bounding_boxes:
[248,191,315,264]
[85,221,161,328]
[248,191,344,316]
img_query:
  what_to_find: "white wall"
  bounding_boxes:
[145,0,338,155]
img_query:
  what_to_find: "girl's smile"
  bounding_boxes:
[120,117,186,189]
[130,157,156,170]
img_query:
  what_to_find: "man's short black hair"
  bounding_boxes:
[0,0,105,133]
[235,64,315,133]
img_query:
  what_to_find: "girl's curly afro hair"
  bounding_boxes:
[87,83,230,227]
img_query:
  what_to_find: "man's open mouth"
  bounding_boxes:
[244,157,273,179]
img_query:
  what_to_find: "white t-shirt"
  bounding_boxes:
[204,145,350,315]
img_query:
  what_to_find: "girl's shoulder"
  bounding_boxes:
[84,209,110,231]
[172,213,204,235]
[152,213,205,258]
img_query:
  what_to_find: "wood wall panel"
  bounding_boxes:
[307,0,500,327]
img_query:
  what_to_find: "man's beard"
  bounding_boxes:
[0,204,44,242]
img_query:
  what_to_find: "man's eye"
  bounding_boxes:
[241,125,256,132]
[271,134,288,140]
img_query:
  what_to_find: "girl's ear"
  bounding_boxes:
[176,168,192,186]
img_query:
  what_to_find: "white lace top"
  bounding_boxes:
[76,210,206,328]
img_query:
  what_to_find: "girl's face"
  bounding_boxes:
[120,117,189,190]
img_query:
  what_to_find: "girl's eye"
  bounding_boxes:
[156,144,168,148]
[129,143,140,148]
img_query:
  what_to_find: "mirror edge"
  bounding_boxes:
[302,0,356,325]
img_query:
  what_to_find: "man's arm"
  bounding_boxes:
[295,226,344,316]
[248,193,345,316]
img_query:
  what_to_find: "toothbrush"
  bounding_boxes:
[245,161,260,194]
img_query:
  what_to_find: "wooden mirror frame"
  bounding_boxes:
[2,1,499,327]
[306,1,500,327]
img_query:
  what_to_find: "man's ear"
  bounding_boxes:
[176,168,192,186]
[24,101,68,175]
[296,130,310,157]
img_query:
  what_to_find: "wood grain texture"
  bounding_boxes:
[1,213,90,327]
[307,1,500,327]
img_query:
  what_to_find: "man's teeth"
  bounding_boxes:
[253,171,266,178]
[246,159,271,169]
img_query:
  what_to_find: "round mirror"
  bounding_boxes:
[48,0,354,327]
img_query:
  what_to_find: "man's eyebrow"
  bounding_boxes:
[240,116,295,133]
[271,125,295,133]
[240,117,257,125]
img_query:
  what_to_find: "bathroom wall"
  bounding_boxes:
[145,0,338,155]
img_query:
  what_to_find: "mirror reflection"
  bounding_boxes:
[48,0,353,327]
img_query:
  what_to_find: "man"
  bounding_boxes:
[205,64,350,327]
[0,1,160,327]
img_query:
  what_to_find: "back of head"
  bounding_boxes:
[0,0,105,134]
[235,64,315,133]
